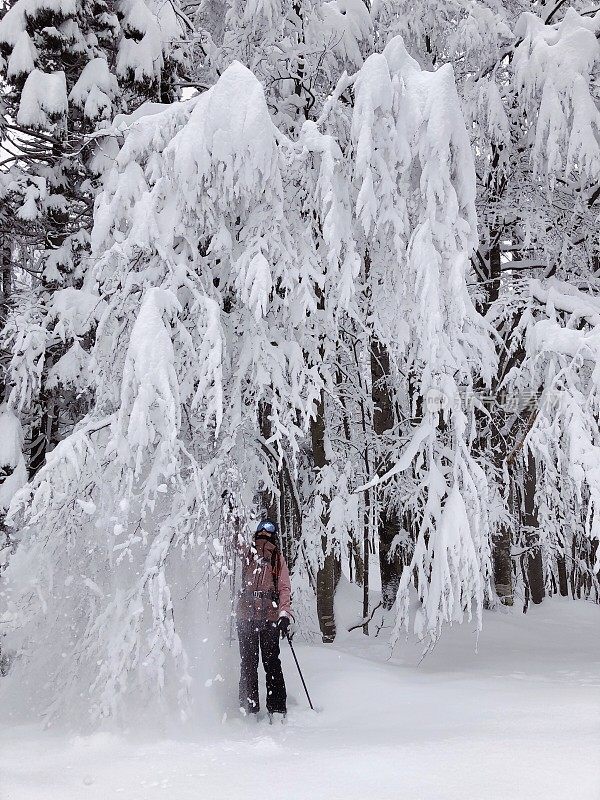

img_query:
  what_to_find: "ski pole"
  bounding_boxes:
[285,632,314,711]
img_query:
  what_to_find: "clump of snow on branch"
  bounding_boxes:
[17,69,67,128]
[514,9,600,183]
[0,405,27,515]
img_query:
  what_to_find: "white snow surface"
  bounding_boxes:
[1,591,598,800]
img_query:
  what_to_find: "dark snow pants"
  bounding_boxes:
[237,620,287,714]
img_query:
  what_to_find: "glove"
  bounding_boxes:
[277,615,290,638]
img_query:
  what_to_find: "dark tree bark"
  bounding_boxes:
[277,459,302,569]
[473,230,516,605]
[258,402,279,520]
[310,388,340,643]
[362,488,370,635]
[370,338,402,609]
[334,361,364,588]
[0,241,12,674]
[489,316,523,606]
[492,521,514,606]
[522,450,545,605]
[28,330,64,478]
[557,555,569,597]
[1,240,12,400]
[343,329,371,630]
[1,241,10,305]
[482,231,502,313]
[257,402,302,568]
[492,452,514,606]
[349,534,364,587]
[471,147,520,605]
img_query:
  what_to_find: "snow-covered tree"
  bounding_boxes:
[1,60,360,714]
[0,0,187,475]
[463,6,600,606]
[372,1,600,608]
[343,37,496,638]
[195,0,371,131]
[191,0,373,641]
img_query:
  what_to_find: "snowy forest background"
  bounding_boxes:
[0,0,599,726]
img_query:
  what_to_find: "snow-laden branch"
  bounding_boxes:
[354,421,434,493]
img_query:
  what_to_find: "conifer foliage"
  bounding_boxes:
[0,0,187,475]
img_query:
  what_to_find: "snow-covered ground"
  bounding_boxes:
[1,594,599,800]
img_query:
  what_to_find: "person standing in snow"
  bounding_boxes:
[236,519,292,720]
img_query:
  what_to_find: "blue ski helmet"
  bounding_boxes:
[256,519,278,535]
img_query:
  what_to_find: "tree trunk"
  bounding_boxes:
[492,521,514,606]
[28,382,59,478]
[491,455,514,606]
[258,402,279,520]
[475,231,515,606]
[1,240,12,399]
[362,489,370,635]
[27,196,72,478]
[1,241,11,306]
[277,458,302,569]
[258,402,302,567]
[334,360,363,587]
[522,450,545,605]
[350,535,364,586]
[310,388,340,643]
[484,231,502,313]
[557,554,569,597]
[491,240,516,606]
[370,338,402,609]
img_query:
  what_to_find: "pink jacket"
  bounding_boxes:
[236,538,292,623]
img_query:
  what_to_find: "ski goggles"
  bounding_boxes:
[256,520,277,534]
